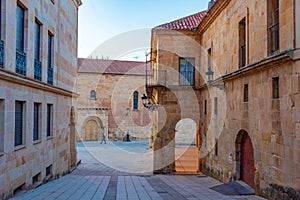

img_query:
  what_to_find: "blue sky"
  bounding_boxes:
[78,0,209,60]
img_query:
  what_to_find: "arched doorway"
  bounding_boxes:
[85,120,99,141]
[175,118,199,174]
[235,130,255,188]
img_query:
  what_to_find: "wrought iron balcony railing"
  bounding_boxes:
[146,70,166,87]
[34,59,42,81]
[16,49,26,76]
[47,67,53,85]
[269,23,279,54]
[0,40,4,68]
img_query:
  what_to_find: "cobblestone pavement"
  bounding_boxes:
[11,141,266,200]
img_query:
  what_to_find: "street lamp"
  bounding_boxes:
[206,67,214,85]
[205,67,225,90]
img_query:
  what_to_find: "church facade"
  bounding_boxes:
[77,58,151,142]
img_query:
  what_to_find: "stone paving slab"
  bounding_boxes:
[10,141,266,200]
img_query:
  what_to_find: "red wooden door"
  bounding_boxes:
[241,134,255,188]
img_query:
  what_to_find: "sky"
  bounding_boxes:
[78,0,209,61]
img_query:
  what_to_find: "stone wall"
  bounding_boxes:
[76,72,151,141]
[150,0,300,198]
[0,0,80,199]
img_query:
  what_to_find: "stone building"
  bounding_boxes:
[148,0,300,198]
[0,0,81,199]
[77,58,151,141]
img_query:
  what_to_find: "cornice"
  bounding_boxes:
[0,68,78,98]
[197,0,231,35]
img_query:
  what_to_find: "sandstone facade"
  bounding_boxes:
[77,59,151,141]
[149,0,300,198]
[0,0,81,199]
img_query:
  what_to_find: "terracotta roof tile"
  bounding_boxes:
[154,10,207,30]
[78,58,149,75]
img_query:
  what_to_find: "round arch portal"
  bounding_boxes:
[81,116,104,141]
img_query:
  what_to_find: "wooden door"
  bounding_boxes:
[85,120,98,141]
[241,134,255,188]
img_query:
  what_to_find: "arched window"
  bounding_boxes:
[133,91,138,110]
[90,90,96,99]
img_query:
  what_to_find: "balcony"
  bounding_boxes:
[146,70,166,87]
[34,59,42,81]
[47,67,53,85]
[16,49,26,76]
[146,69,195,87]
[0,40,4,68]
[269,23,279,54]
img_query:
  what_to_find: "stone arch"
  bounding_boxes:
[81,116,104,141]
[235,129,255,188]
[174,118,199,174]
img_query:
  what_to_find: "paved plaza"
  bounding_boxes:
[11,141,265,200]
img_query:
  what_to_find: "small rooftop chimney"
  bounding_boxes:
[208,0,215,9]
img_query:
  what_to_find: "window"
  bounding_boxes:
[15,101,25,146]
[0,0,4,68]
[215,138,218,156]
[244,84,249,102]
[46,165,52,176]
[32,173,40,184]
[34,20,42,81]
[33,103,41,141]
[204,99,207,115]
[214,97,218,115]
[179,58,195,86]
[268,0,279,54]
[133,91,138,110]
[272,77,279,99]
[0,100,4,152]
[90,90,96,99]
[207,48,212,69]
[47,104,53,137]
[16,4,26,76]
[239,18,246,68]
[47,32,53,85]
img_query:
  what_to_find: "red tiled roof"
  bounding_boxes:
[154,10,207,30]
[78,58,149,75]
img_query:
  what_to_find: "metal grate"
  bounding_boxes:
[34,59,42,81]
[16,49,26,76]
[0,40,4,68]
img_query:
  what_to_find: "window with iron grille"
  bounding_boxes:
[47,104,53,137]
[133,91,139,110]
[0,100,4,152]
[0,1,4,68]
[244,84,249,102]
[16,4,26,76]
[268,0,280,54]
[47,33,53,84]
[239,18,246,68]
[179,58,195,86]
[34,20,42,81]
[33,103,41,141]
[15,101,25,146]
[272,77,279,99]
